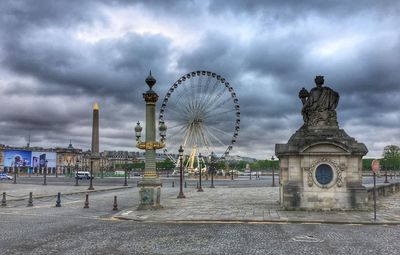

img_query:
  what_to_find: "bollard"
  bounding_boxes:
[113,196,118,211]
[172,181,175,187]
[84,194,89,208]
[184,181,187,188]
[55,192,61,207]
[27,192,33,207]
[1,192,6,207]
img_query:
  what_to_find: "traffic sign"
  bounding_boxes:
[371,159,380,173]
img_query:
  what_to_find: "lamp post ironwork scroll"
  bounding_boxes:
[135,72,167,210]
[177,146,186,198]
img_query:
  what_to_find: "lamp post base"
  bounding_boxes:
[137,179,162,210]
[177,192,186,199]
[197,187,204,192]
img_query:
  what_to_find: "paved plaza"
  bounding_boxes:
[2,178,400,224]
[115,184,400,224]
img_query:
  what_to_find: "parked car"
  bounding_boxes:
[75,171,92,180]
[0,173,13,180]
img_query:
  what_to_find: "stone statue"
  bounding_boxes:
[299,76,339,127]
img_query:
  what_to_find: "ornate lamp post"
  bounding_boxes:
[209,152,215,188]
[271,156,276,187]
[197,153,204,192]
[177,146,185,198]
[135,72,167,210]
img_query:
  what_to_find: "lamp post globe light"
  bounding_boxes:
[135,72,167,210]
[177,146,186,198]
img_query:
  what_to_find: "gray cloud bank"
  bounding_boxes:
[0,0,399,159]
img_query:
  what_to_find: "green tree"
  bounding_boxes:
[362,158,373,171]
[382,145,400,171]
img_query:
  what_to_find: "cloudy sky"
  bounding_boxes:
[0,0,399,159]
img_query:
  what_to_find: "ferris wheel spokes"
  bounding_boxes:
[159,71,240,173]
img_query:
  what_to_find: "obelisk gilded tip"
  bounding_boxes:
[93,102,99,110]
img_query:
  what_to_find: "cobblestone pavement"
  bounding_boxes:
[115,186,400,224]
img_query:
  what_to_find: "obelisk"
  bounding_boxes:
[91,103,100,172]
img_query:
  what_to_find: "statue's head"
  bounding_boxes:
[315,76,324,87]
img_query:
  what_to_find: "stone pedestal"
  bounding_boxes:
[276,127,368,210]
[137,179,162,210]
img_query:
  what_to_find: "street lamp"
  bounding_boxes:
[124,158,128,186]
[249,164,252,180]
[209,152,215,188]
[43,160,48,185]
[88,155,97,190]
[231,164,234,181]
[384,159,389,183]
[271,156,276,187]
[13,158,17,184]
[177,146,185,198]
[197,153,204,192]
[135,72,167,209]
[101,158,104,179]
[75,159,80,186]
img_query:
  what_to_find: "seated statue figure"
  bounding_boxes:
[299,76,339,127]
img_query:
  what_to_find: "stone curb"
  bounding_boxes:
[4,186,134,202]
[112,215,400,225]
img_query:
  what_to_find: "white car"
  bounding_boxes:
[0,173,13,180]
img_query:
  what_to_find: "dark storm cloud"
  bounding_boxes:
[207,0,400,19]
[0,0,175,150]
[2,32,171,101]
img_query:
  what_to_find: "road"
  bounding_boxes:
[1,187,400,255]
[7,175,280,188]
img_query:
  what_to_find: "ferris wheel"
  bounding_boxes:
[159,71,240,168]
